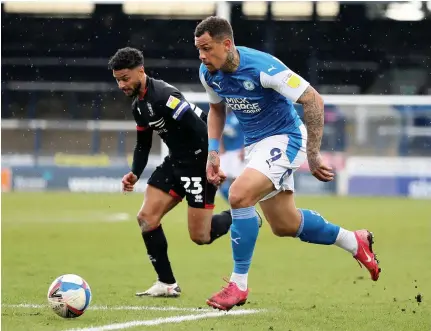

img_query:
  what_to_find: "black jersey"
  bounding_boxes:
[130,76,209,178]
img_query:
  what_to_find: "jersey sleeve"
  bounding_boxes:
[199,66,223,104]
[157,87,206,124]
[158,89,194,121]
[131,128,152,179]
[157,87,208,140]
[259,56,310,103]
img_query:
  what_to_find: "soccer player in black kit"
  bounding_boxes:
[108,47,243,297]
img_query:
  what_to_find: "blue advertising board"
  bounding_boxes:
[348,176,431,198]
[346,157,431,199]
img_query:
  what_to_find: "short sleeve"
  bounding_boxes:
[257,56,309,103]
[199,71,223,104]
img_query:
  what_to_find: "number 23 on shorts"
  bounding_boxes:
[181,177,203,195]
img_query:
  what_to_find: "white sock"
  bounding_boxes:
[334,228,358,255]
[230,272,248,291]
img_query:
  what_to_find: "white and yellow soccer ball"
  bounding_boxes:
[47,274,92,318]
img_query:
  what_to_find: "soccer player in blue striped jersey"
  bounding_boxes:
[195,16,381,311]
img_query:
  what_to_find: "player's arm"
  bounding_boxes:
[131,126,153,180]
[206,102,227,184]
[198,72,226,151]
[261,66,333,182]
[296,86,333,180]
[199,72,226,183]
[207,102,226,151]
[296,86,324,159]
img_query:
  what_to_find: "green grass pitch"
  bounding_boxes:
[2,192,430,330]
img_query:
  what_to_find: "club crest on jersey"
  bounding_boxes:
[243,80,255,91]
[166,95,181,110]
[283,73,301,88]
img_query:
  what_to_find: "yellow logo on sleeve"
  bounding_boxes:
[285,74,301,89]
[166,95,181,110]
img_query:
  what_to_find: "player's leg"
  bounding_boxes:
[219,150,245,203]
[259,189,381,281]
[135,161,184,297]
[206,167,274,310]
[185,174,263,245]
[219,179,231,202]
[180,165,233,245]
[187,207,229,244]
[257,128,380,281]
[218,152,231,201]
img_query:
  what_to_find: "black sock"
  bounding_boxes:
[142,225,176,284]
[209,210,232,244]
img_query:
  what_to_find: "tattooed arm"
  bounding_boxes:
[297,86,324,157]
[297,86,334,182]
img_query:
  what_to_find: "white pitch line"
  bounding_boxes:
[3,303,214,312]
[62,309,262,331]
[92,305,214,312]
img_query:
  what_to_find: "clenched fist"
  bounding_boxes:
[122,172,138,192]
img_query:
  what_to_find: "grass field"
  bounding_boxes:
[2,192,430,331]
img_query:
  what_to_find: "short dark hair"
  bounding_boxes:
[194,16,234,41]
[108,47,144,70]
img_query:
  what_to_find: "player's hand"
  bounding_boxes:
[206,151,221,185]
[307,152,334,182]
[217,169,227,186]
[122,172,138,192]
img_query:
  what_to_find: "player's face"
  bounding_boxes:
[195,32,232,72]
[113,67,143,97]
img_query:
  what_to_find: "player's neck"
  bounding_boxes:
[138,74,148,99]
[221,47,240,73]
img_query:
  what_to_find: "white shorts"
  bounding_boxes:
[220,150,245,178]
[244,124,307,201]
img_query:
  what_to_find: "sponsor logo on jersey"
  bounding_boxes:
[283,73,301,88]
[166,95,181,110]
[225,97,261,114]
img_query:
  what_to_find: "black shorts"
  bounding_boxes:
[147,156,217,209]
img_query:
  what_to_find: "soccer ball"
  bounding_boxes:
[47,274,92,318]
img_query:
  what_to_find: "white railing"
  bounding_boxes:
[2,94,430,160]
[182,93,431,105]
